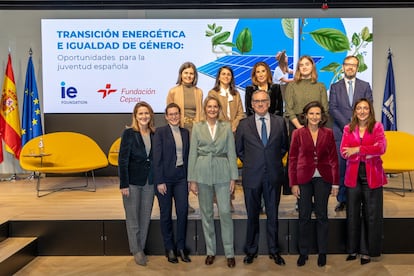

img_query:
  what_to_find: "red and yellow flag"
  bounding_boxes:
[0,54,22,161]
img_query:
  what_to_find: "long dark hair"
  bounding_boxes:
[299,101,328,127]
[349,98,376,133]
[212,66,238,96]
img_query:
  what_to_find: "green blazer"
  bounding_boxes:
[188,120,238,185]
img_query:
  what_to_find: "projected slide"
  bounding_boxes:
[41,18,372,113]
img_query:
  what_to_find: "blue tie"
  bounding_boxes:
[348,80,354,106]
[260,117,268,146]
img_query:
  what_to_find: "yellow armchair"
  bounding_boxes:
[382,131,414,196]
[108,137,121,166]
[20,132,109,197]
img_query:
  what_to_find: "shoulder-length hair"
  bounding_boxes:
[201,95,222,122]
[251,62,273,85]
[212,66,238,96]
[128,101,155,133]
[293,55,318,83]
[349,98,376,133]
[299,101,328,127]
[176,61,198,86]
[276,50,289,74]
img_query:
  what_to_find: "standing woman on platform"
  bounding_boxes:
[273,50,294,102]
[245,61,283,117]
[188,96,239,268]
[208,65,245,133]
[118,101,155,266]
[340,98,387,265]
[289,101,339,267]
[167,61,203,133]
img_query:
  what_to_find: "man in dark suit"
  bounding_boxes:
[153,103,191,264]
[235,90,288,265]
[329,55,373,212]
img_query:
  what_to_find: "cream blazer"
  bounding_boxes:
[167,85,203,128]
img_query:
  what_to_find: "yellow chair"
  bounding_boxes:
[108,137,121,166]
[382,131,414,196]
[20,132,109,197]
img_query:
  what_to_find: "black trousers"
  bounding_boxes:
[346,162,383,257]
[297,177,331,255]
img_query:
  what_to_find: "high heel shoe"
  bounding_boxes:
[317,254,326,267]
[346,253,357,261]
[360,255,371,265]
[297,255,308,266]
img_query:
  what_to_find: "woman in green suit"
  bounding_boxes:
[188,95,239,268]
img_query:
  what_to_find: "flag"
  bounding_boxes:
[381,50,397,131]
[21,55,43,147]
[0,53,22,162]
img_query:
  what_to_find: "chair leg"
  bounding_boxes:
[408,171,413,192]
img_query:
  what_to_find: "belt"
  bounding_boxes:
[176,165,184,168]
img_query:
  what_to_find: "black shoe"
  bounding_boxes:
[335,202,346,212]
[297,255,308,266]
[178,249,191,263]
[243,253,257,264]
[269,253,286,266]
[205,255,215,265]
[227,257,236,268]
[361,256,371,265]
[346,254,357,261]
[317,254,326,267]
[166,249,178,264]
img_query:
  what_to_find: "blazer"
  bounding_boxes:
[167,84,203,128]
[340,122,387,189]
[288,127,339,186]
[153,124,190,184]
[245,83,283,116]
[329,78,373,141]
[235,114,288,189]
[208,89,245,131]
[187,121,239,185]
[118,128,153,189]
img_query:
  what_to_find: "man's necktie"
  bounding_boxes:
[348,80,354,106]
[260,117,268,146]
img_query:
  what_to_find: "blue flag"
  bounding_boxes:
[21,55,43,146]
[381,50,397,131]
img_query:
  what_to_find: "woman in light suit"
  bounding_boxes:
[188,95,239,268]
[340,98,387,265]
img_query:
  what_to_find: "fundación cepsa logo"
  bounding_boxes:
[98,83,117,99]
[60,81,87,104]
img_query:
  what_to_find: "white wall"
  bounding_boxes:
[0,8,412,173]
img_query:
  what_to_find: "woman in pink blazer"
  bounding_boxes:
[340,98,387,265]
[289,101,339,267]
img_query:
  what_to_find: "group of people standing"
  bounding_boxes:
[117,54,387,269]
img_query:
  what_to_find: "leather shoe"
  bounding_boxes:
[166,249,178,264]
[243,253,257,264]
[335,202,346,212]
[178,249,191,263]
[346,254,357,261]
[361,256,371,265]
[227,257,236,268]
[317,254,326,267]
[205,255,215,265]
[297,255,308,266]
[269,253,286,266]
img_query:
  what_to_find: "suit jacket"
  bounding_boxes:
[187,121,239,185]
[288,127,339,186]
[153,124,190,184]
[245,83,283,116]
[329,78,373,141]
[235,114,288,189]
[118,128,153,189]
[166,84,203,128]
[340,122,387,189]
[208,89,245,131]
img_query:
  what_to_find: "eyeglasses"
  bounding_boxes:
[343,63,358,68]
[167,112,180,117]
[252,99,269,104]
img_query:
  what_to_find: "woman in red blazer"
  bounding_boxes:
[289,101,339,267]
[340,98,387,265]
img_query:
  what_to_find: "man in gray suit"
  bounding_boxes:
[329,55,373,212]
[235,90,288,265]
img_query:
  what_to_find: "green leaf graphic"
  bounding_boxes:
[282,18,295,39]
[205,31,214,37]
[361,26,373,42]
[236,28,253,54]
[352,33,360,47]
[310,28,350,52]
[215,26,223,33]
[212,31,231,45]
[320,62,341,72]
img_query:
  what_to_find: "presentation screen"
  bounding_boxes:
[41,18,372,113]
